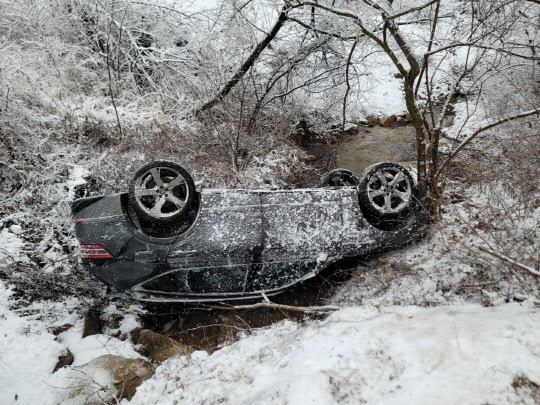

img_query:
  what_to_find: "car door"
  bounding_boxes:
[166,189,263,295]
[246,189,346,292]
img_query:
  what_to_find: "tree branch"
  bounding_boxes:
[384,0,439,22]
[342,27,362,136]
[193,5,290,115]
[415,0,440,96]
[437,108,540,175]
[479,247,540,276]
[289,17,356,40]
[292,1,408,77]
[209,301,340,313]
[426,42,540,60]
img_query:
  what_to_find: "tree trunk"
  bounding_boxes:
[403,80,427,189]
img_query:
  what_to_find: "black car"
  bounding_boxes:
[72,160,425,302]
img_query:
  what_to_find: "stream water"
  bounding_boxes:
[335,125,416,175]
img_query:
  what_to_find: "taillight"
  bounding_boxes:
[80,245,113,259]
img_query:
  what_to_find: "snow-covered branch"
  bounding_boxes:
[480,247,540,277]
[194,5,291,115]
[210,301,341,313]
[438,108,540,175]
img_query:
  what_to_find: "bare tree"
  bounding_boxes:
[285,0,539,213]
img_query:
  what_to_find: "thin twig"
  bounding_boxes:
[106,0,124,140]
[437,108,540,175]
[210,301,340,313]
[479,247,539,276]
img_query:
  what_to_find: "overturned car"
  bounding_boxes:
[72,161,426,302]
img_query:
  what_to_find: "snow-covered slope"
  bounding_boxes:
[0,282,142,405]
[131,304,539,405]
[1,274,538,405]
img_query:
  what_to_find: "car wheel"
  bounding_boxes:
[129,160,196,223]
[358,162,418,229]
[318,168,360,187]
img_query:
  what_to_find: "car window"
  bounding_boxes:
[187,266,248,293]
[250,261,315,291]
[142,272,186,293]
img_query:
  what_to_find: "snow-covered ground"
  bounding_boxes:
[0,282,143,404]
[2,276,538,405]
[132,304,539,405]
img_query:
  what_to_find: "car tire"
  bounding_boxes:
[358,162,419,229]
[129,160,196,223]
[318,168,360,187]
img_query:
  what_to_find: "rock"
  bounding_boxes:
[50,323,73,336]
[366,116,379,125]
[293,119,313,146]
[379,115,397,128]
[87,355,153,400]
[82,308,103,338]
[365,116,379,127]
[328,135,339,144]
[357,119,370,126]
[53,349,74,372]
[107,313,123,330]
[137,329,192,363]
[130,326,143,343]
[343,123,358,135]
[9,224,22,234]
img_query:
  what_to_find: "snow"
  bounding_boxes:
[0,281,144,405]
[317,252,329,264]
[61,330,143,367]
[0,283,62,405]
[131,304,540,405]
[0,228,27,263]
[3,272,538,405]
[118,313,143,335]
[66,165,89,201]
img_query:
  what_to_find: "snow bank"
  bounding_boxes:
[131,304,540,405]
[0,283,62,404]
[0,281,143,405]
